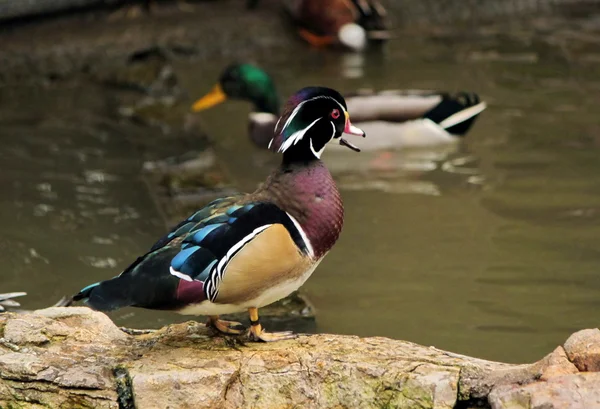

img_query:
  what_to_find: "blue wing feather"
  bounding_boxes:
[166,200,310,302]
[75,196,309,310]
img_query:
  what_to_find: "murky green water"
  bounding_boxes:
[2,12,600,364]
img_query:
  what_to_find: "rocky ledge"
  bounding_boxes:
[0,307,599,409]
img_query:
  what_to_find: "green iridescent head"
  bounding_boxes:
[191,63,281,115]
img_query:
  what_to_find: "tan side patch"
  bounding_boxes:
[215,224,309,304]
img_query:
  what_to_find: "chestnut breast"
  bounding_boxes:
[258,160,344,259]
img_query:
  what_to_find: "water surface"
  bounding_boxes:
[2,12,600,363]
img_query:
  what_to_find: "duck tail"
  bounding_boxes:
[72,283,97,302]
[72,247,181,312]
[72,280,129,311]
[71,254,146,311]
[423,92,487,136]
[351,0,390,42]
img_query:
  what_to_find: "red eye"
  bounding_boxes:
[331,109,340,119]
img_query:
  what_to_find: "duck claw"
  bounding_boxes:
[249,329,297,342]
[207,317,246,335]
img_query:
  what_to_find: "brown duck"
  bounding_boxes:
[249,0,389,50]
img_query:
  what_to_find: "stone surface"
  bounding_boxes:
[563,328,600,372]
[1,308,599,408]
[539,346,579,380]
[489,373,600,409]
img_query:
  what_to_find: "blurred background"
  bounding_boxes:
[1,0,600,364]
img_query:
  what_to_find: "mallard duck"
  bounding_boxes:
[191,63,487,152]
[73,86,365,342]
[253,0,389,50]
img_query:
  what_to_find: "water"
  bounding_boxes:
[2,11,600,364]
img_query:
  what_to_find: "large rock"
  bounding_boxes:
[489,373,600,409]
[0,308,599,409]
[563,328,600,372]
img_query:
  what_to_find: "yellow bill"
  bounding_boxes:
[191,84,227,112]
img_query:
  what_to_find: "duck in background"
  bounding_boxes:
[248,0,389,51]
[73,87,365,342]
[191,63,487,152]
[0,292,72,312]
[0,292,27,312]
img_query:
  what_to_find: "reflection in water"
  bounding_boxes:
[0,84,167,312]
[177,11,600,363]
[2,11,600,364]
[340,52,365,79]
[325,144,483,196]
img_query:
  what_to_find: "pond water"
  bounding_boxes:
[2,10,600,364]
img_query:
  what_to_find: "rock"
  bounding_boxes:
[489,373,600,409]
[0,309,121,408]
[563,328,600,372]
[4,307,128,346]
[1,308,599,408]
[539,347,579,380]
[0,309,464,408]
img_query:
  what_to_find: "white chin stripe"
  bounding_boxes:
[309,138,325,159]
[309,121,335,158]
[286,212,315,258]
[170,266,193,282]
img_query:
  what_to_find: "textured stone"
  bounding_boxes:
[1,308,599,408]
[489,373,600,409]
[539,347,579,380]
[563,328,600,372]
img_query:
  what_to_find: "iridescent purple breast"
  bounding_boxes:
[258,161,344,259]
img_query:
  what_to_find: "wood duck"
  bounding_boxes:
[250,0,389,51]
[191,63,487,152]
[73,87,365,342]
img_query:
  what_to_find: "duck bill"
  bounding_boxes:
[344,112,365,137]
[191,84,227,112]
[339,112,365,152]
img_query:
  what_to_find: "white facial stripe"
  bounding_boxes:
[268,117,282,149]
[280,95,346,135]
[278,117,322,153]
[276,95,347,155]
[281,101,307,134]
[286,212,315,258]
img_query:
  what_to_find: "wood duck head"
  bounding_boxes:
[268,86,365,163]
